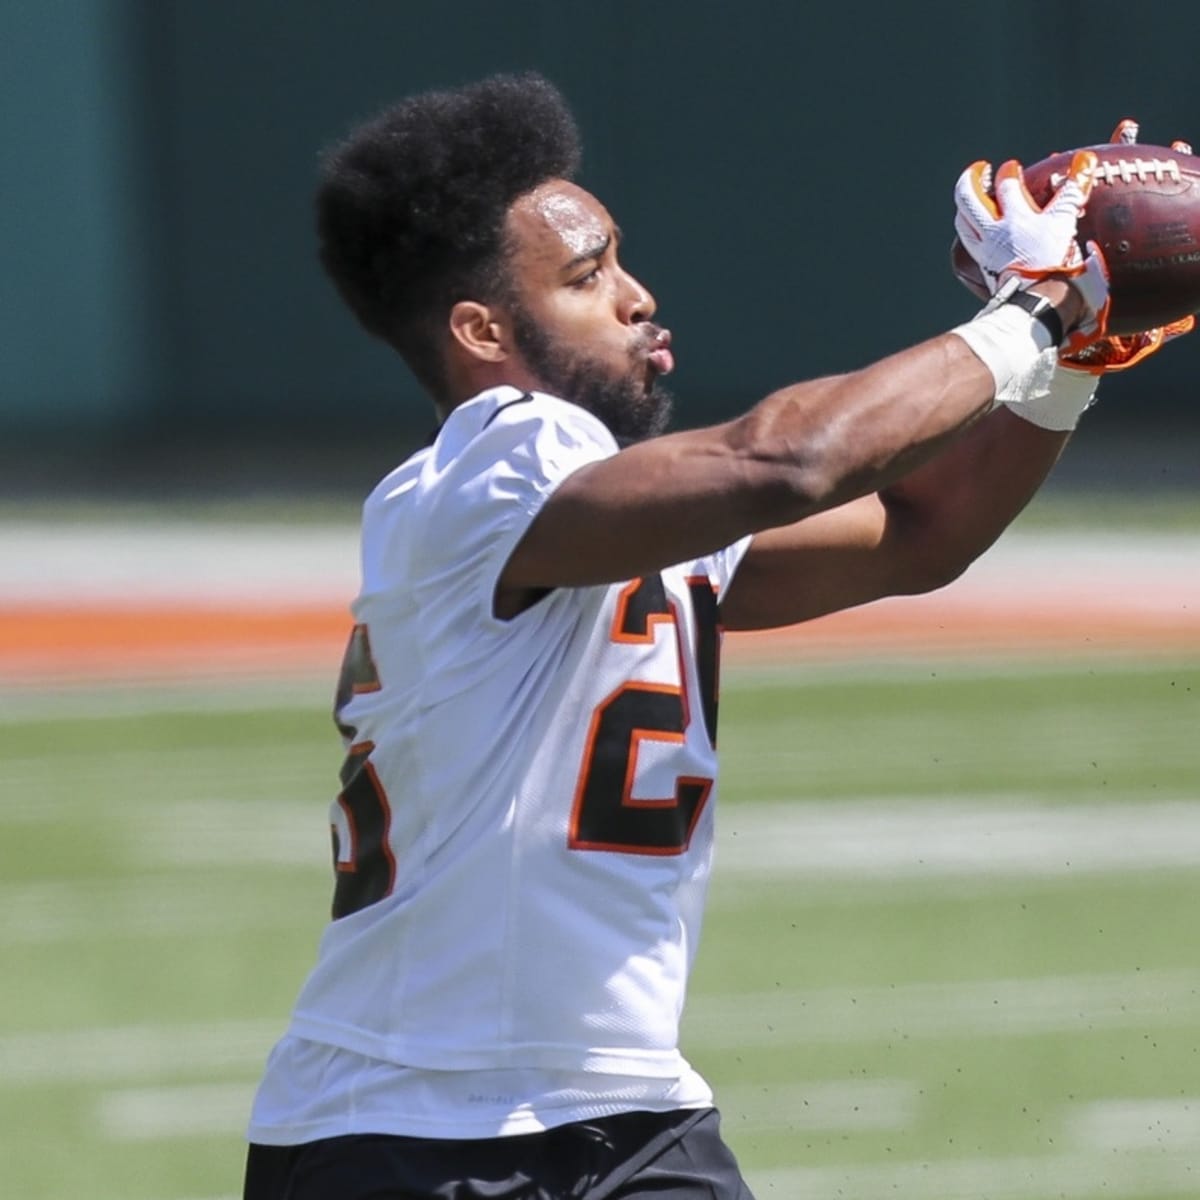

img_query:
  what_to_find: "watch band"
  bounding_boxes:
[1004,289,1065,348]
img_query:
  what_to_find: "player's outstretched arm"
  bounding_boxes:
[719,123,1194,632]
[498,157,1095,618]
[499,277,1078,615]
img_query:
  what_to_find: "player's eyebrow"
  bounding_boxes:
[562,226,622,273]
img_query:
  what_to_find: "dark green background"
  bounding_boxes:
[5,0,1198,493]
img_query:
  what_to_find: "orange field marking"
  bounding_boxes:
[0,604,348,685]
[3,592,1198,689]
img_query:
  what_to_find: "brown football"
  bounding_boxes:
[951,142,1200,334]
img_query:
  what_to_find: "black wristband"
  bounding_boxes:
[1003,289,1065,348]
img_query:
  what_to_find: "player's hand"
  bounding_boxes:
[954,151,1110,342]
[1058,118,1195,372]
[954,151,1096,289]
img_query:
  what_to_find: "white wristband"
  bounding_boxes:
[1002,360,1099,431]
[951,303,1058,398]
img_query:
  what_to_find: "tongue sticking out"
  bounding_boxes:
[648,346,675,376]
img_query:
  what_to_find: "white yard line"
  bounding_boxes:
[1068,1097,1200,1151]
[8,788,1200,946]
[684,968,1200,1046]
[98,1082,256,1141]
[0,877,324,945]
[132,796,1200,876]
[4,796,1200,949]
[4,968,1195,1088]
[0,1020,279,1085]
[0,521,358,606]
[8,792,1199,881]
[92,1078,916,1143]
[5,524,1199,610]
[88,1080,1200,1196]
[719,1079,916,1133]
[0,746,324,801]
[715,798,1200,879]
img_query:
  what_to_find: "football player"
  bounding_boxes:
[243,77,1187,1199]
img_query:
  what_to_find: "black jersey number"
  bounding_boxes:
[330,624,396,919]
[568,574,721,855]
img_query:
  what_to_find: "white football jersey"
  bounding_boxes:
[249,386,750,1141]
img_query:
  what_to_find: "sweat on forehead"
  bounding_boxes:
[510,181,612,261]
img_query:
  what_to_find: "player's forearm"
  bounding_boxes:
[875,404,1069,591]
[729,330,998,523]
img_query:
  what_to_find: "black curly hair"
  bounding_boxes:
[315,72,582,399]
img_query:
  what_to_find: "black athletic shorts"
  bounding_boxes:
[243,1106,755,1200]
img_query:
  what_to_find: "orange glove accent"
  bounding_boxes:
[1061,316,1195,374]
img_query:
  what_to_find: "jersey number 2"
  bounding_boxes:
[568,574,721,855]
[330,624,395,919]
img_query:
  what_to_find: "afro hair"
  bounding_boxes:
[315,72,582,397]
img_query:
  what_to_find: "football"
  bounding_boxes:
[952,142,1200,334]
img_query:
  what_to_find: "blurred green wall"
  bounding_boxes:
[4,0,1198,466]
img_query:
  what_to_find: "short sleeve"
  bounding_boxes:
[697,535,753,602]
[407,391,618,624]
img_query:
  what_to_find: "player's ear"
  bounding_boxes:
[448,300,510,364]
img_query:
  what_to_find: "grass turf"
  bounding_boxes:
[3,656,1199,1198]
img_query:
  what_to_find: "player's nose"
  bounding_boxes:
[620,268,656,324]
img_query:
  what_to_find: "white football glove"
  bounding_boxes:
[953,151,1094,289]
[954,149,1111,350]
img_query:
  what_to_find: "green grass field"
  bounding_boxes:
[4,654,1200,1199]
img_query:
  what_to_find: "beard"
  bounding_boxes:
[510,307,674,445]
